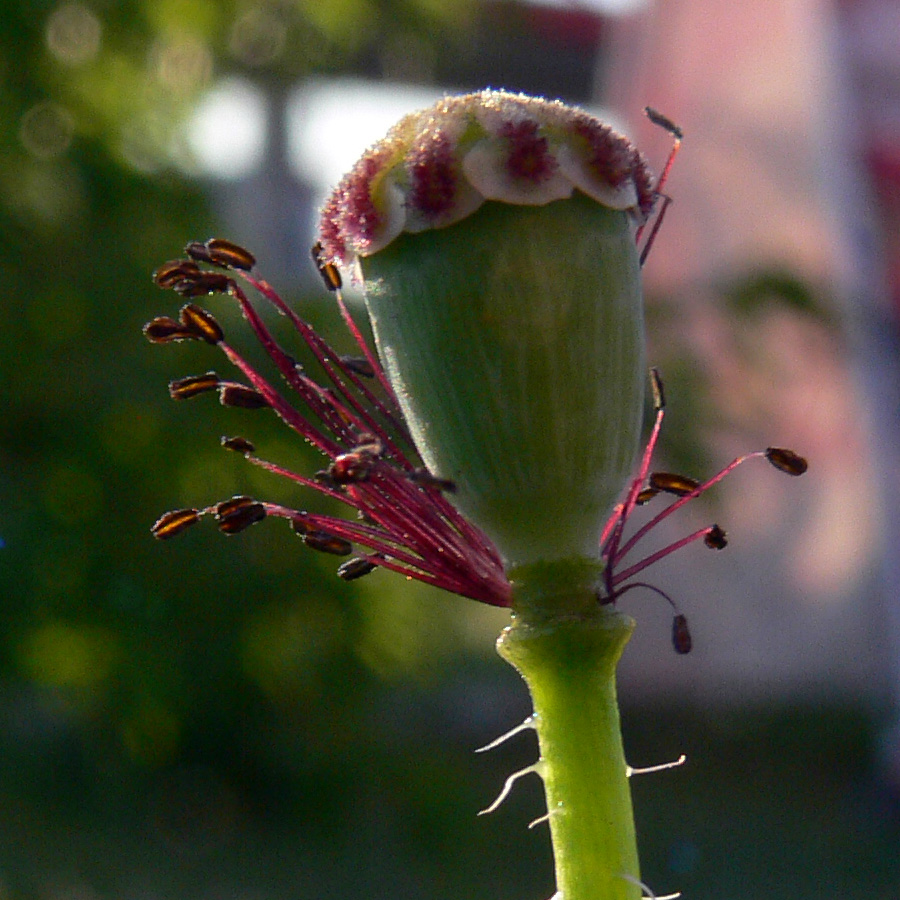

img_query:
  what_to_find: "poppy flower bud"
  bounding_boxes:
[320,90,654,568]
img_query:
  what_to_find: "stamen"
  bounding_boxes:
[178,303,224,344]
[639,194,672,268]
[292,519,354,556]
[173,272,234,298]
[169,372,220,400]
[409,468,457,493]
[636,108,682,261]
[612,526,725,585]
[329,451,375,484]
[311,241,343,291]
[220,435,255,455]
[626,754,686,777]
[650,366,665,412]
[339,356,376,378]
[643,107,684,141]
[143,316,201,344]
[153,259,201,289]
[201,238,256,271]
[765,446,808,476]
[671,613,692,654]
[219,384,269,409]
[477,762,544,816]
[643,107,682,196]
[337,556,378,580]
[333,287,397,401]
[704,524,727,549]
[649,472,700,497]
[599,368,665,582]
[610,446,774,572]
[151,508,200,540]
[214,496,266,534]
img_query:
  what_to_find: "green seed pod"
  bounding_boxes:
[321,90,654,569]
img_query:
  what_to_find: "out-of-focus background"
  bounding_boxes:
[2,0,899,897]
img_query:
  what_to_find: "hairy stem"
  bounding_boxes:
[498,559,640,900]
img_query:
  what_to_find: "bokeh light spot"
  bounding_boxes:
[185,77,268,178]
[46,2,102,65]
[19,101,75,158]
[287,78,439,191]
[151,34,213,95]
[228,5,287,67]
[19,623,119,689]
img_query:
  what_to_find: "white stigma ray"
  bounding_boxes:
[474,715,537,753]
[478,762,544,816]
[626,754,687,778]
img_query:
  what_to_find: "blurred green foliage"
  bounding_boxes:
[0,0,494,826]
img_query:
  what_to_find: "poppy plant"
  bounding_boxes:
[146,91,806,900]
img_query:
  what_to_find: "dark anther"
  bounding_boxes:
[314,469,339,489]
[765,447,808,476]
[214,496,266,533]
[151,508,201,540]
[179,303,224,344]
[303,530,354,556]
[221,435,256,455]
[169,372,220,400]
[649,366,666,411]
[649,472,700,497]
[153,259,201,289]
[290,516,313,535]
[206,238,256,270]
[351,434,383,456]
[409,467,457,493]
[292,518,353,555]
[704,524,728,550]
[671,613,692,654]
[311,241,342,291]
[219,384,269,409]
[184,241,214,264]
[329,451,374,484]
[339,356,375,378]
[337,557,378,580]
[636,487,659,505]
[173,272,234,298]
[143,316,200,343]
[215,496,259,516]
[185,239,256,271]
[644,107,684,141]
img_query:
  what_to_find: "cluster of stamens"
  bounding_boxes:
[597,368,807,652]
[144,108,806,650]
[145,238,512,607]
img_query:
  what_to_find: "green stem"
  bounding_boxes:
[498,559,640,900]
